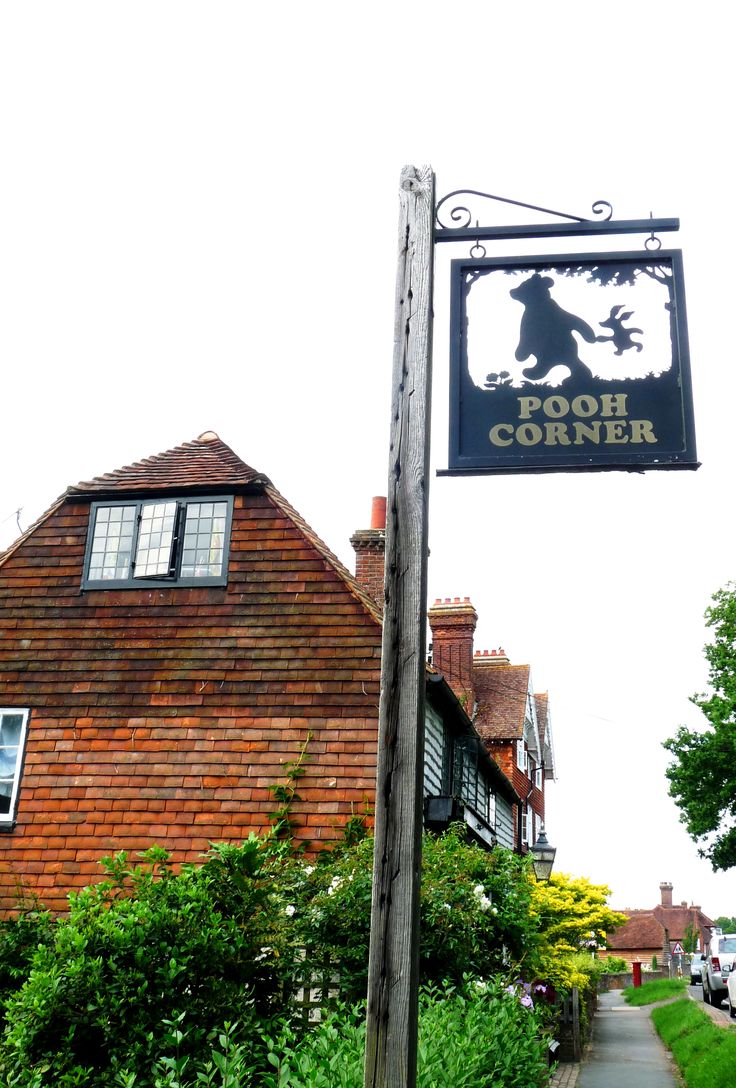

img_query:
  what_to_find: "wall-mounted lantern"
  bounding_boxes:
[530,826,557,881]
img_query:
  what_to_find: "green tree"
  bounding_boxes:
[714,916,736,933]
[683,922,699,954]
[663,583,736,869]
[529,873,627,989]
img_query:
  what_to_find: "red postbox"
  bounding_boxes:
[632,961,642,987]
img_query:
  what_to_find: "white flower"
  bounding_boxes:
[285,904,296,917]
[473,884,485,897]
[304,866,314,876]
[327,876,343,896]
[442,903,451,911]
[479,896,492,911]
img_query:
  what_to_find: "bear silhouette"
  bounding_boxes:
[509,273,597,382]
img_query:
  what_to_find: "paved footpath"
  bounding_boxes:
[550,990,679,1088]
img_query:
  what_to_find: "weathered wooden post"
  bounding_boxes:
[363,164,435,1088]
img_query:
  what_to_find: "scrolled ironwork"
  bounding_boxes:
[590,200,613,221]
[435,188,614,230]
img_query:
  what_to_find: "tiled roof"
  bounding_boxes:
[653,904,715,939]
[607,904,716,951]
[1,433,383,626]
[264,483,383,626]
[607,911,664,950]
[535,692,556,778]
[535,693,548,734]
[473,664,530,740]
[67,431,265,495]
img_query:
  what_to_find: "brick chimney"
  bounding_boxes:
[427,597,478,710]
[350,497,386,607]
[660,881,673,908]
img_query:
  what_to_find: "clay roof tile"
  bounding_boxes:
[473,663,530,741]
[67,431,264,495]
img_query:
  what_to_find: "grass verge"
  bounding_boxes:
[622,978,688,1005]
[652,998,736,1088]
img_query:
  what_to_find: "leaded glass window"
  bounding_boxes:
[87,505,136,582]
[134,501,177,578]
[180,501,228,578]
[83,497,232,588]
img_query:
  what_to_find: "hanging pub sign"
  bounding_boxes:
[445,249,697,475]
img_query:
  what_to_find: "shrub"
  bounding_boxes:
[0,909,55,1006]
[260,979,550,1088]
[278,826,538,1003]
[599,955,628,973]
[0,840,292,1088]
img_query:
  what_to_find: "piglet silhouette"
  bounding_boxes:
[596,305,643,354]
[510,273,596,381]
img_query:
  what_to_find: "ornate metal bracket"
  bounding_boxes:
[434,188,678,244]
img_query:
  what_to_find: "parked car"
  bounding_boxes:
[728,963,736,1018]
[702,933,736,1007]
[691,954,704,984]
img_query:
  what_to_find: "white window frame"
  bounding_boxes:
[521,807,529,846]
[516,738,527,773]
[0,709,30,826]
[487,790,497,830]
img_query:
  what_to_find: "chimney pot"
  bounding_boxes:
[370,496,386,530]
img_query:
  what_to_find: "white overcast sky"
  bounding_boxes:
[2,2,735,917]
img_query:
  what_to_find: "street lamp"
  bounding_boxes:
[530,826,556,881]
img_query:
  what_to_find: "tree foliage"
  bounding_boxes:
[663,583,736,869]
[529,873,627,990]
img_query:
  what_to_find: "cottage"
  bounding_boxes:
[0,432,530,913]
[427,597,555,852]
[606,882,715,969]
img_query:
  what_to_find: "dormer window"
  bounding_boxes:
[82,497,233,588]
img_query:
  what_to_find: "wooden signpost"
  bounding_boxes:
[363,168,694,1088]
[363,165,434,1088]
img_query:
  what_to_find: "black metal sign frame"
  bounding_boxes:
[443,248,698,476]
